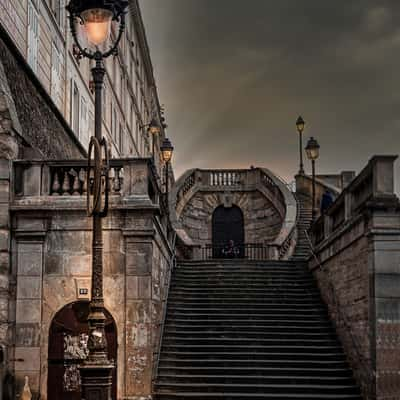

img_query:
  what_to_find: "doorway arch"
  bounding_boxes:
[212,205,245,258]
[47,301,117,400]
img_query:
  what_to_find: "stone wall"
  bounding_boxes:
[310,216,372,396]
[309,156,400,400]
[180,191,282,245]
[7,159,173,399]
[9,206,172,400]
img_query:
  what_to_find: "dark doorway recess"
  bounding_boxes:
[48,301,117,400]
[212,205,245,258]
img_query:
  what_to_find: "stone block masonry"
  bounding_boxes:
[309,156,400,400]
[180,191,282,245]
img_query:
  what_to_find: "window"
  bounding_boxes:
[111,107,118,142]
[51,0,64,30]
[71,82,80,135]
[80,97,87,140]
[88,110,94,140]
[27,0,39,73]
[51,42,62,107]
[119,123,123,154]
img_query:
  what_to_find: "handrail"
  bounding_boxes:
[304,230,375,399]
[152,230,177,384]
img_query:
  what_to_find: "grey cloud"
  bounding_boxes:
[140,1,400,184]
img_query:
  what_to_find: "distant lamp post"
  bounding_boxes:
[66,0,128,399]
[160,137,174,211]
[305,136,320,221]
[296,116,305,175]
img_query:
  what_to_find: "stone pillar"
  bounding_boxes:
[124,214,154,399]
[14,239,44,398]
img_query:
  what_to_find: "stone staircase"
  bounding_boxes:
[153,260,361,400]
[292,193,313,261]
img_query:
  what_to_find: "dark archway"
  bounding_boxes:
[48,301,117,400]
[212,205,245,258]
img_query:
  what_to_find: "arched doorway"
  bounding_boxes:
[48,301,117,400]
[212,205,245,258]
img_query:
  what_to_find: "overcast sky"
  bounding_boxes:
[140,1,400,185]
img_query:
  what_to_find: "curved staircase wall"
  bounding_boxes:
[169,168,298,260]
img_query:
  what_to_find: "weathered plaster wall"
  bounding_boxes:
[10,207,172,399]
[179,191,282,245]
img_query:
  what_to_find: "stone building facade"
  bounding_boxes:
[0,0,167,166]
[0,1,174,398]
[10,159,173,399]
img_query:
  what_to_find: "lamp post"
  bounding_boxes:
[160,137,174,213]
[66,1,128,399]
[305,136,320,221]
[296,116,305,175]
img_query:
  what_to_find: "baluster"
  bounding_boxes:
[70,168,80,195]
[51,171,61,195]
[114,167,122,193]
[89,168,94,194]
[79,168,87,195]
[109,167,115,194]
[62,171,71,195]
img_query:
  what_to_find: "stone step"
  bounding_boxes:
[161,344,343,354]
[162,337,340,347]
[154,382,360,395]
[154,393,361,400]
[167,308,327,316]
[157,366,353,377]
[156,374,355,386]
[163,326,336,335]
[167,302,325,309]
[158,358,350,369]
[160,351,346,361]
[164,318,333,326]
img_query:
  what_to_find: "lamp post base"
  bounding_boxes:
[80,362,114,400]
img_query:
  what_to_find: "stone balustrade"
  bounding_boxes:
[171,167,297,260]
[12,158,163,209]
[311,155,398,247]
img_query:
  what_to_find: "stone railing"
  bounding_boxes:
[310,155,398,247]
[308,155,400,400]
[12,158,162,208]
[171,167,297,260]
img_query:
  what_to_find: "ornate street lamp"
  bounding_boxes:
[296,116,305,175]
[160,137,174,212]
[305,136,320,221]
[66,1,128,399]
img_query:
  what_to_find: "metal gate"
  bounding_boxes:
[47,301,117,400]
